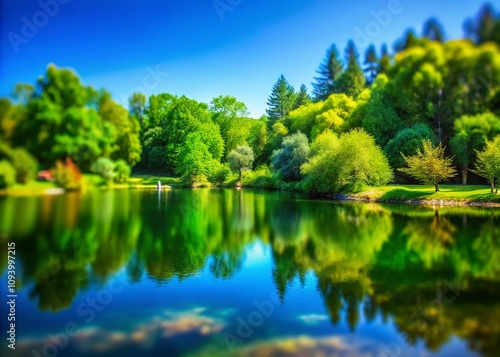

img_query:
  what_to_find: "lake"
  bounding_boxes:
[0,188,499,357]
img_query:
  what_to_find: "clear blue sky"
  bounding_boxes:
[0,0,488,117]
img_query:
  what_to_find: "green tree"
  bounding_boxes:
[379,44,391,74]
[312,44,343,101]
[0,142,38,184]
[464,4,500,45]
[227,145,254,180]
[99,93,142,166]
[210,95,249,157]
[129,92,146,132]
[10,65,119,170]
[364,45,379,85]
[399,139,457,192]
[362,74,404,148]
[302,129,393,193]
[164,96,214,173]
[90,157,116,184]
[450,113,500,184]
[271,131,310,182]
[384,124,436,171]
[334,41,366,98]
[266,75,296,126]
[114,160,131,183]
[472,137,500,194]
[422,17,445,42]
[294,84,311,109]
[0,160,16,189]
[175,131,219,187]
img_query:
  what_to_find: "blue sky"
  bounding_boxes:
[0,0,488,117]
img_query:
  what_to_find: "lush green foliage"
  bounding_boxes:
[399,140,457,191]
[227,145,254,180]
[384,124,436,171]
[450,113,500,184]
[114,160,132,183]
[266,75,296,126]
[0,142,38,184]
[272,132,310,182]
[90,157,116,184]
[175,132,220,187]
[0,160,16,189]
[472,137,500,193]
[302,129,393,193]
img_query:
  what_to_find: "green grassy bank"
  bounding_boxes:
[344,185,500,205]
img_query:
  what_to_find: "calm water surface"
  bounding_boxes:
[0,189,499,357]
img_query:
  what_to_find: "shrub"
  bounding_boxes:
[472,137,500,194]
[90,157,116,184]
[114,160,131,183]
[0,142,39,184]
[51,158,82,190]
[12,148,38,184]
[210,163,232,186]
[0,160,16,189]
[271,131,310,182]
[227,145,254,180]
[242,165,279,189]
[302,129,393,193]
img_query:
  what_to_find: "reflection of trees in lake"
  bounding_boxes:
[1,190,500,354]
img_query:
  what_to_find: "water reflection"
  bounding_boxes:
[0,189,499,356]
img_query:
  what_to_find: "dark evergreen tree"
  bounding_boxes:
[294,84,311,109]
[464,3,500,45]
[422,17,445,42]
[379,43,391,74]
[394,29,419,53]
[266,75,296,126]
[363,45,379,86]
[311,44,343,102]
[333,41,366,98]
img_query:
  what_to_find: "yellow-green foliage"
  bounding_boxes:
[302,129,393,193]
[473,137,500,193]
[0,160,16,189]
[399,140,457,191]
[288,93,358,139]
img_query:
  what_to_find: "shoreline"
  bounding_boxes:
[328,193,500,208]
[2,182,500,208]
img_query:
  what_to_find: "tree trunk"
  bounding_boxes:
[491,180,495,194]
[239,169,242,181]
[435,183,439,192]
[461,165,468,185]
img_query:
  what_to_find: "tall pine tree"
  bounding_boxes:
[266,75,296,127]
[294,84,311,109]
[333,41,366,98]
[364,45,379,86]
[311,44,343,102]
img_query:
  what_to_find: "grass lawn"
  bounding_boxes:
[0,174,181,196]
[126,174,181,188]
[352,185,500,204]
